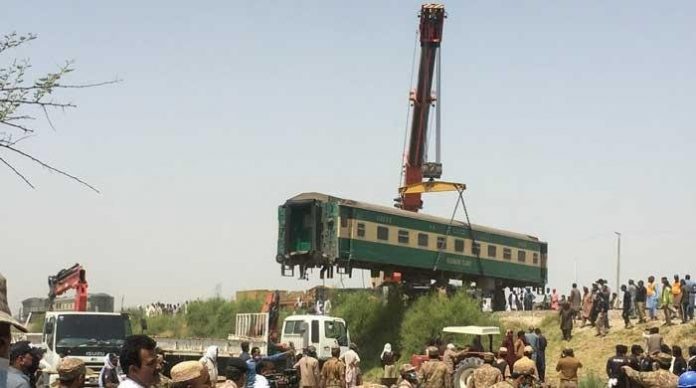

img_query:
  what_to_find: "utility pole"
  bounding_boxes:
[614,232,621,292]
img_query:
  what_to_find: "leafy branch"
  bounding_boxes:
[0,32,119,192]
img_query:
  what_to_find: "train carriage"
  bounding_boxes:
[277,193,547,295]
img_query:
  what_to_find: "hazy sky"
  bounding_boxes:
[2,2,695,313]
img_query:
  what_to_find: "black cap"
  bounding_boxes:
[10,341,32,362]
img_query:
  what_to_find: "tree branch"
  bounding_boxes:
[0,99,76,108]
[0,120,34,133]
[0,144,99,193]
[0,155,35,189]
[0,78,121,92]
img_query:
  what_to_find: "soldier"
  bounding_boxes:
[467,353,502,388]
[169,360,211,388]
[294,346,321,388]
[397,364,418,388]
[512,346,538,379]
[320,346,345,388]
[418,346,450,388]
[489,371,530,388]
[622,352,679,388]
[56,358,88,388]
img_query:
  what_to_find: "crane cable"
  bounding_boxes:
[398,29,420,190]
[433,189,484,277]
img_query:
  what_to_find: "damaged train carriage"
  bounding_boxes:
[277,193,547,309]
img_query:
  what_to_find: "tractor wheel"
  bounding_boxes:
[452,357,483,388]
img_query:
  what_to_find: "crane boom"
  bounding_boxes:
[47,263,88,311]
[401,4,446,212]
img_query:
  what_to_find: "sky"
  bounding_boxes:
[1,1,695,313]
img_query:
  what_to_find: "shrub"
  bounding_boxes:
[332,288,405,370]
[399,291,498,357]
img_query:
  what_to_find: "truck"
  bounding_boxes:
[37,311,132,387]
[280,315,349,361]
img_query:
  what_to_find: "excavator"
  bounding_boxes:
[47,263,88,311]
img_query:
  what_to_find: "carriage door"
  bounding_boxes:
[321,201,339,262]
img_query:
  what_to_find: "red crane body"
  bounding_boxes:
[401,4,446,212]
[47,263,88,311]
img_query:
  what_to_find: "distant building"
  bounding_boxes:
[21,293,114,320]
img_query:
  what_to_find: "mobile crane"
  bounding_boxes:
[397,3,449,212]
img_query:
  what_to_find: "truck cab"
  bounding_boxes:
[280,315,349,361]
[40,311,132,387]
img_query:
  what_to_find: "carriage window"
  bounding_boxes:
[418,233,429,247]
[518,250,526,263]
[436,237,447,250]
[533,253,539,264]
[454,239,464,252]
[398,230,409,244]
[472,242,481,255]
[340,218,348,228]
[357,223,365,237]
[377,226,389,241]
[488,245,497,258]
[503,248,512,260]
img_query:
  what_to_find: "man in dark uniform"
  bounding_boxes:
[606,344,630,388]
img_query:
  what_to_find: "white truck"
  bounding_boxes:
[279,314,350,361]
[33,311,132,387]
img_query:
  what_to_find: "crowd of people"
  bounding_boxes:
[140,302,188,317]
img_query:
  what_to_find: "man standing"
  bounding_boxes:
[646,276,658,321]
[340,343,360,388]
[467,353,502,388]
[628,280,638,318]
[661,277,674,326]
[246,347,292,388]
[534,328,547,382]
[442,344,458,376]
[56,358,88,388]
[320,346,345,388]
[595,290,609,337]
[687,275,696,321]
[622,353,679,387]
[560,302,574,340]
[621,285,633,329]
[119,335,161,388]
[635,280,647,324]
[556,348,582,388]
[240,342,251,362]
[294,346,320,388]
[606,345,630,388]
[495,348,511,378]
[419,346,450,388]
[569,284,582,321]
[221,358,248,388]
[7,341,33,388]
[524,328,538,363]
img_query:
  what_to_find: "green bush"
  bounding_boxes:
[332,288,405,371]
[186,297,263,338]
[399,291,498,357]
[125,297,264,339]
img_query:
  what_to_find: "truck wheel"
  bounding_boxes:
[452,357,483,388]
